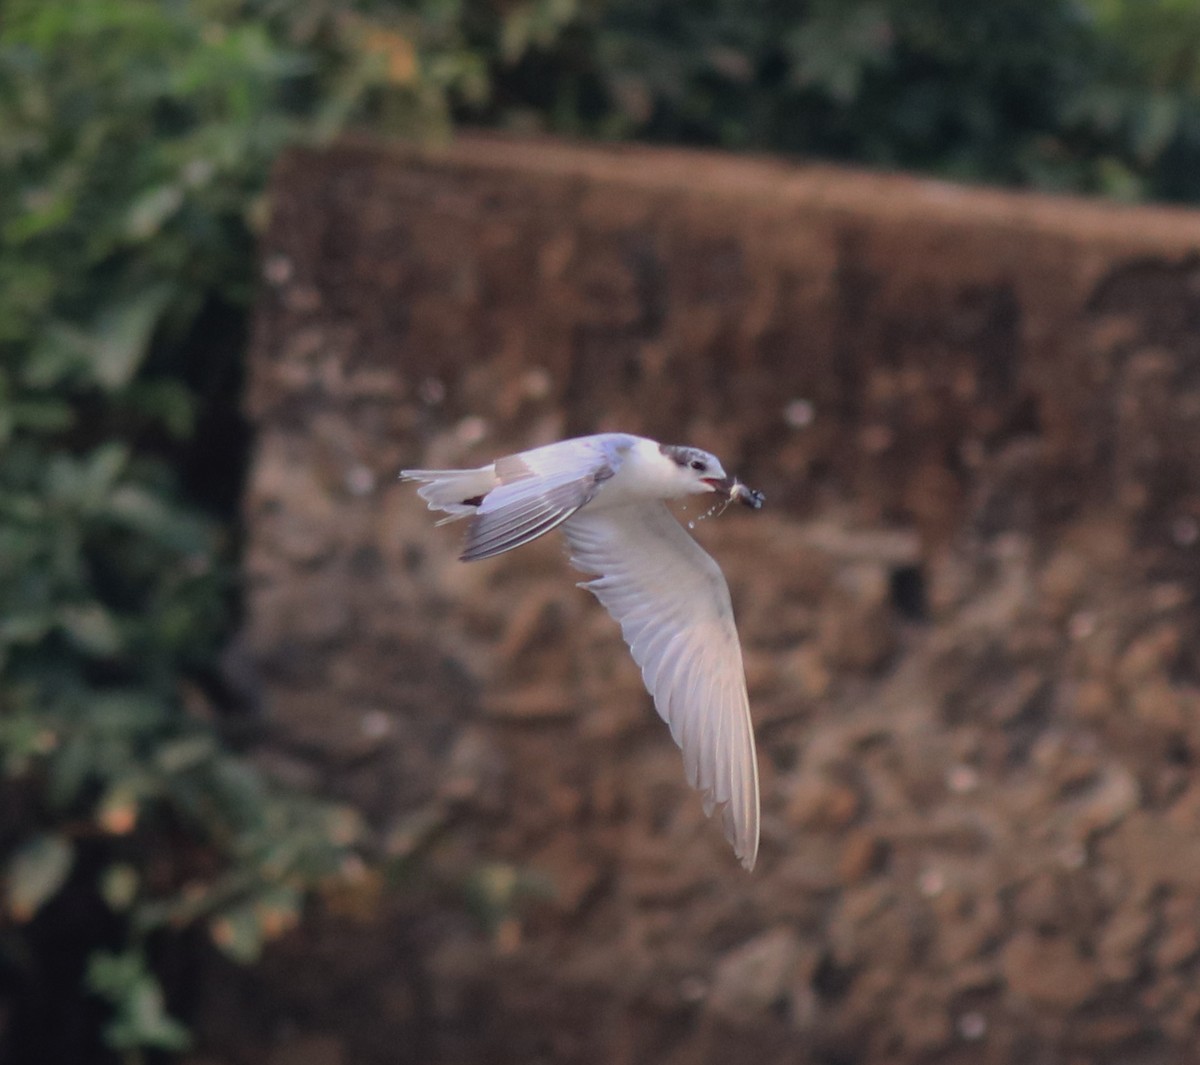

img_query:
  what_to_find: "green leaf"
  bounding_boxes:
[91,283,176,391]
[103,483,213,553]
[3,185,73,244]
[0,712,54,778]
[6,834,75,921]
[100,863,139,912]
[114,979,191,1052]
[154,734,216,773]
[22,324,94,388]
[86,951,191,1053]
[59,601,123,656]
[10,397,74,434]
[124,379,196,439]
[208,903,264,964]
[0,611,56,646]
[44,443,130,510]
[81,441,130,492]
[124,183,185,241]
[47,731,96,807]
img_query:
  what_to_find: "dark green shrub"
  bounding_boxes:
[475,0,1200,202]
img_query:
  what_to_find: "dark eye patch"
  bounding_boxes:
[690,460,707,472]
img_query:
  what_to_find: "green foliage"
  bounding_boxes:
[0,0,446,1059]
[1083,0,1200,91]
[87,951,192,1054]
[476,0,1200,202]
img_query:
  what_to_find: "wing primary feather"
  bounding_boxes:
[562,502,761,870]
[461,509,574,562]
[692,665,715,795]
[461,500,564,555]
[640,626,686,694]
[652,641,689,748]
[702,685,720,817]
[666,642,703,778]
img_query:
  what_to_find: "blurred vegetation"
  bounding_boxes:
[0,1,457,1060]
[480,0,1200,201]
[3,0,1200,1060]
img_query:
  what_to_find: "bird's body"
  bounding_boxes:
[401,433,763,869]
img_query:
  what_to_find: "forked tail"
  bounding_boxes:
[399,464,499,523]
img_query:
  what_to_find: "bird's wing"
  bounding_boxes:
[459,437,622,562]
[563,503,760,869]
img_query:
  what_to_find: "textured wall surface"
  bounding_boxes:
[217,134,1200,1065]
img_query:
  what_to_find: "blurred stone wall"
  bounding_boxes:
[219,134,1200,1065]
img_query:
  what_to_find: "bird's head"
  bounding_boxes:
[658,443,765,509]
[659,444,733,496]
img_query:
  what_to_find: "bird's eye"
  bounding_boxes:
[690,460,707,472]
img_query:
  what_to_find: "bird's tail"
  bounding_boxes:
[399,464,499,524]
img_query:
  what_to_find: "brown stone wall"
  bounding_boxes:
[220,133,1200,1065]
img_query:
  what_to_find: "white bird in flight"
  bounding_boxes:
[401,433,765,870]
